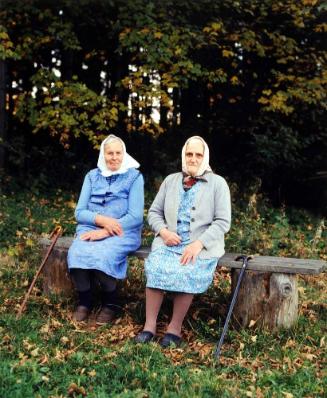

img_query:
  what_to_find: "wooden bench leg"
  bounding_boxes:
[41,247,74,295]
[231,270,298,330]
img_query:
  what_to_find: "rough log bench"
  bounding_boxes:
[40,237,326,331]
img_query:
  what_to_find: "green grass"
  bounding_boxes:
[0,298,325,397]
[0,184,326,397]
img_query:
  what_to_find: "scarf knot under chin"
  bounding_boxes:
[182,174,200,191]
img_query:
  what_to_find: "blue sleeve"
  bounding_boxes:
[75,173,97,226]
[119,174,144,231]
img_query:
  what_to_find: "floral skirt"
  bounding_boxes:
[145,245,218,294]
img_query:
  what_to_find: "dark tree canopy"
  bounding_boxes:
[0,0,326,211]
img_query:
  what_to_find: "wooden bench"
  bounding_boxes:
[39,237,326,331]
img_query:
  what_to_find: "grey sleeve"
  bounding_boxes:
[198,178,231,248]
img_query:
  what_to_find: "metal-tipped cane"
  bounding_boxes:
[213,255,252,362]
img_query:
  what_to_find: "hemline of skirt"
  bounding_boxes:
[145,282,210,295]
[68,265,127,280]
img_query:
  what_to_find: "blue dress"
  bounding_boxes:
[67,168,144,279]
[145,182,218,294]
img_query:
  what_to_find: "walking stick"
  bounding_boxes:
[16,226,62,319]
[213,254,252,362]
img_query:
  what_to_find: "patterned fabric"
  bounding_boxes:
[182,175,198,191]
[182,172,208,191]
[145,181,218,294]
[67,168,142,279]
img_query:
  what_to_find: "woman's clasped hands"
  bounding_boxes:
[80,216,123,241]
[102,216,123,237]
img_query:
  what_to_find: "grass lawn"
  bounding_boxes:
[0,184,326,397]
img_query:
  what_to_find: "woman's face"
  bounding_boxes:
[185,140,204,176]
[104,140,124,171]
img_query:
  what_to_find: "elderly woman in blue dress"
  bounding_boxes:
[135,136,231,347]
[67,135,144,324]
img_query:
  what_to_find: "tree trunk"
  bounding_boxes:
[61,49,74,81]
[231,270,298,330]
[180,82,199,126]
[108,51,129,132]
[0,60,7,169]
[172,87,180,127]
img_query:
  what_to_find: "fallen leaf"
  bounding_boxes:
[282,393,293,398]
[298,286,306,295]
[40,324,50,334]
[283,339,296,349]
[256,387,264,398]
[30,348,39,357]
[60,336,70,345]
[23,339,35,351]
[303,353,316,361]
[25,238,34,247]
[51,319,63,328]
[39,355,49,365]
[249,319,257,328]
[68,383,86,397]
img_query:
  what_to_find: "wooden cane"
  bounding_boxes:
[16,226,62,319]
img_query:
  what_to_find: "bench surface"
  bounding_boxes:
[40,237,326,275]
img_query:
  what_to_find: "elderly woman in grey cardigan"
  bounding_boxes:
[135,136,231,347]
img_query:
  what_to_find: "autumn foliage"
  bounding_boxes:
[0,0,326,209]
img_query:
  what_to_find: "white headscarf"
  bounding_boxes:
[97,134,140,177]
[181,136,212,177]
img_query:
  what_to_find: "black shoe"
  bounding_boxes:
[134,331,155,343]
[160,333,182,348]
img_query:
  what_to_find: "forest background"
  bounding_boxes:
[0,0,326,212]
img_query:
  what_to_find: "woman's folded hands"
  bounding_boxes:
[80,228,110,241]
[80,215,124,240]
[95,214,123,236]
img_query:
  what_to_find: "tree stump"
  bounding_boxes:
[41,245,73,296]
[231,270,298,330]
